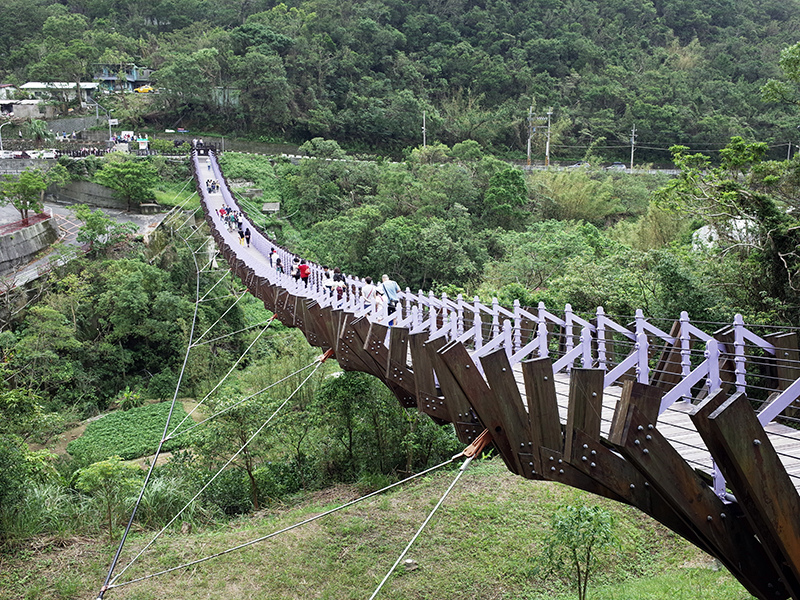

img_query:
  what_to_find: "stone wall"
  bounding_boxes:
[47,180,128,210]
[0,159,55,176]
[0,217,58,274]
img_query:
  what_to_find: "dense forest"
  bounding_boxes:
[2,0,800,159]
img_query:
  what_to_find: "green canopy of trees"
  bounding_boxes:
[2,0,799,159]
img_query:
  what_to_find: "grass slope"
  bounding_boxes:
[0,461,753,600]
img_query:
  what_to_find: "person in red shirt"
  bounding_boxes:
[298,259,311,287]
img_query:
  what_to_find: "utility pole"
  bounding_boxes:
[422,111,427,148]
[527,105,533,168]
[545,108,552,167]
[630,124,637,170]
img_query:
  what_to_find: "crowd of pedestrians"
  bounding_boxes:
[216,196,401,318]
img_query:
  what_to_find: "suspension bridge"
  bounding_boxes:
[188,148,800,600]
[97,148,800,599]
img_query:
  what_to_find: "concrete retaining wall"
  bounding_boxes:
[47,180,128,210]
[0,217,58,274]
[0,159,56,176]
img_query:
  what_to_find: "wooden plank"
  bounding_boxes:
[436,342,524,475]
[408,332,447,420]
[474,347,532,474]
[428,339,481,438]
[608,381,662,446]
[700,393,800,597]
[362,321,416,408]
[766,332,800,421]
[619,404,786,600]
[386,326,410,377]
[521,357,563,469]
[564,369,604,463]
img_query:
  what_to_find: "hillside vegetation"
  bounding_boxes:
[2,0,800,159]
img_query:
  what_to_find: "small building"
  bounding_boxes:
[261,202,280,214]
[19,82,99,102]
[0,99,54,120]
[92,63,154,92]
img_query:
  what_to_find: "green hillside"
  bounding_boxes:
[2,0,799,159]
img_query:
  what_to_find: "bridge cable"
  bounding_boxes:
[191,318,273,345]
[105,355,328,590]
[105,429,491,592]
[367,430,492,600]
[96,222,205,600]
[165,358,320,441]
[170,316,275,435]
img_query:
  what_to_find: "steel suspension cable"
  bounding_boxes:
[97,224,205,600]
[170,315,275,434]
[165,358,319,441]
[105,453,464,591]
[108,358,326,587]
[192,319,273,345]
[367,455,476,600]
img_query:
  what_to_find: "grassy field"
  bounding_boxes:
[66,402,193,463]
[0,460,753,600]
[153,181,200,210]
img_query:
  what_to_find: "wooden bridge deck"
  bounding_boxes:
[194,151,800,600]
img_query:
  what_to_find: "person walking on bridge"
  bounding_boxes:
[379,274,400,315]
[299,260,311,287]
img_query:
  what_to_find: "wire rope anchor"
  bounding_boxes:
[318,348,335,362]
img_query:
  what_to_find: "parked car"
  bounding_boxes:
[12,150,30,159]
[0,150,13,159]
[567,161,589,168]
[134,85,155,93]
[40,149,57,159]
[605,162,627,170]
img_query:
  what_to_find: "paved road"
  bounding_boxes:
[0,203,169,290]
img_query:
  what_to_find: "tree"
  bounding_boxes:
[540,504,617,600]
[25,119,53,148]
[656,137,800,311]
[94,158,158,210]
[762,42,800,106]
[74,204,138,255]
[74,456,142,540]
[484,167,528,227]
[0,164,68,222]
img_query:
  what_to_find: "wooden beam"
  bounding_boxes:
[650,320,683,391]
[521,357,562,469]
[408,332,447,420]
[436,342,518,472]
[619,404,787,600]
[693,392,800,597]
[539,446,627,503]
[608,380,662,446]
[476,347,532,473]
[564,369,604,462]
